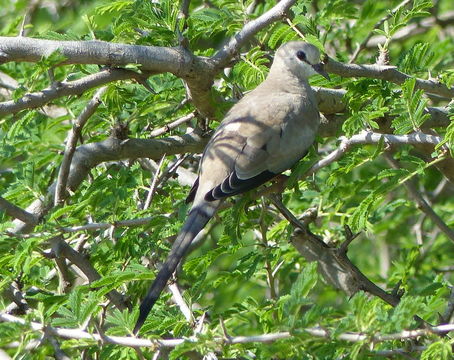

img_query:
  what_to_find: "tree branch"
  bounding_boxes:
[44,237,129,310]
[1,312,452,349]
[325,58,454,99]
[212,0,296,66]
[0,196,38,225]
[270,198,401,307]
[384,153,454,244]
[55,86,107,205]
[0,68,142,118]
[149,112,196,138]
[0,37,187,74]
[307,131,443,176]
[10,131,208,234]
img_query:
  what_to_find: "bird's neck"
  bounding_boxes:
[265,67,312,95]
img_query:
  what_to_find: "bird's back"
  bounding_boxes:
[194,75,320,203]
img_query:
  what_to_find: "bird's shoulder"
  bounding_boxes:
[220,90,308,133]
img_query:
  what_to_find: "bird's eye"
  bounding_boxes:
[296,50,307,62]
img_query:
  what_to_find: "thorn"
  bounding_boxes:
[338,225,360,254]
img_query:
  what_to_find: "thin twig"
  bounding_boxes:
[1,312,452,348]
[149,112,196,138]
[307,131,442,176]
[384,153,454,244]
[54,86,107,206]
[349,0,412,62]
[168,282,193,323]
[143,154,166,210]
[0,68,141,118]
[212,0,296,66]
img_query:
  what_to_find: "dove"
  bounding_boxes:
[134,41,329,333]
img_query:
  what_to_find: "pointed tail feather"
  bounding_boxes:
[133,202,217,334]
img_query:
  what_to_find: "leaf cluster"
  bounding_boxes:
[0,0,453,359]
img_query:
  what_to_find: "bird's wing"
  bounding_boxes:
[199,108,314,201]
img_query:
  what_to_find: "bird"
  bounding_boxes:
[134,41,329,334]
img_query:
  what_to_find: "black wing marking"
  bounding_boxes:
[185,177,199,204]
[205,170,277,201]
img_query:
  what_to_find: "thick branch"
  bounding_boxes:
[325,58,454,98]
[271,199,401,307]
[0,196,38,225]
[291,228,400,306]
[0,37,187,75]
[11,131,208,233]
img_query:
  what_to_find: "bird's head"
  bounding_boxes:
[271,41,330,81]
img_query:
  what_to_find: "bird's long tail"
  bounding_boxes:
[133,201,218,334]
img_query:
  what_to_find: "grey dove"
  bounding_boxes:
[134,41,329,333]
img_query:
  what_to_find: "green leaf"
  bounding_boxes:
[391,78,430,134]
[421,340,453,360]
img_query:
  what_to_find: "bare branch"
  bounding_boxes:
[143,154,166,210]
[1,312,453,348]
[325,58,454,99]
[168,282,193,324]
[3,281,29,314]
[270,197,402,308]
[55,86,107,205]
[291,227,400,307]
[0,37,187,75]
[0,196,38,225]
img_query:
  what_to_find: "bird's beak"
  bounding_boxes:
[312,63,330,81]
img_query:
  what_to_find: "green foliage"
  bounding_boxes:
[421,340,453,360]
[391,78,431,134]
[232,47,270,90]
[52,289,100,328]
[0,0,453,359]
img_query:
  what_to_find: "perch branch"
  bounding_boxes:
[325,58,454,99]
